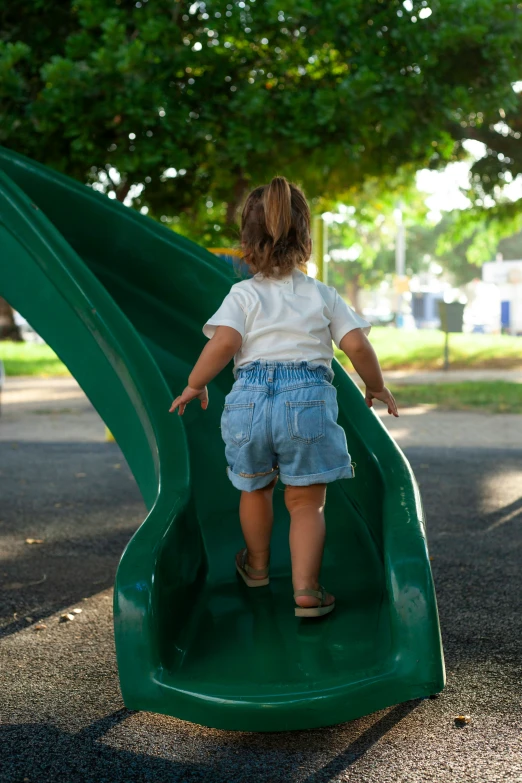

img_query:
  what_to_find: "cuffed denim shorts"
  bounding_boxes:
[221,361,354,491]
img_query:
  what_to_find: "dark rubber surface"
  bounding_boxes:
[1,442,521,782]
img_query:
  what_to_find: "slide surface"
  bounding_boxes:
[0,147,445,732]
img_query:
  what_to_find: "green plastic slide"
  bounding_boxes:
[0,148,445,732]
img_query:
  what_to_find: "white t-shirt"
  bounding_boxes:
[203,268,371,369]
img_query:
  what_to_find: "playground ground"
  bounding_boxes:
[0,377,521,782]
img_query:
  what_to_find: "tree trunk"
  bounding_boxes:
[0,296,23,341]
[344,276,362,314]
[226,170,248,227]
[116,180,131,203]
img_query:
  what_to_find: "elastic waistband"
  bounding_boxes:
[234,360,334,383]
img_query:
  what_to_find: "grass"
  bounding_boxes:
[0,341,69,377]
[389,382,522,414]
[0,337,521,414]
[336,327,522,371]
[2,328,521,378]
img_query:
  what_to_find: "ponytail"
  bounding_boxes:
[240,177,311,279]
[263,177,292,245]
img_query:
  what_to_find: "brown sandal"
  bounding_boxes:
[294,586,335,617]
[236,549,270,587]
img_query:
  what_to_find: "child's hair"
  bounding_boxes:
[240,176,311,278]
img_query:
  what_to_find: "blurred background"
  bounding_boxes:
[1,0,521,413]
[1,4,522,778]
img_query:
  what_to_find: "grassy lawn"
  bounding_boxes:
[1,338,521,414]
[0,336,522,413]
[2,328,521,378]
[336,327,522,371]
[389,381,522,414]
[0,341,69,377]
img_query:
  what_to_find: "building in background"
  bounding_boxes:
[482,257,522,335]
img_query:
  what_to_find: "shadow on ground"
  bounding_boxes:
[0,701,422,783]
[1,443,521,782]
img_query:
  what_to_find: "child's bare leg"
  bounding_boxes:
[237,476,277,577]
[285,484,334,608]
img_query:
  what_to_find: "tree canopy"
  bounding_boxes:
[1,0,521,245]
[326,183,494,307]
[442,85,522,264]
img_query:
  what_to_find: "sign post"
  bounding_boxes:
[394,204,406,327]
[438,302,465,370]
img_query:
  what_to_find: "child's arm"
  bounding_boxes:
[339,329,399,417]
[169,326,242,415]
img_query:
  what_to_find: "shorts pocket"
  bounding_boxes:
[222,402,254,447]
[286,400,325,444]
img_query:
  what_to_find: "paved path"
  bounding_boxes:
[2,376,522,451]
[0,378,521,782]
[352,368,522,385]
[0,377,105,442]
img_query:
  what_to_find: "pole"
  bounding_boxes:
[313,215,325,282]
[443,331,449,370]
[323,220,329,286]
[394,203,406,327]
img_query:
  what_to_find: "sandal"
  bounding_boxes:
[236,549,270,588]
[294,587,335,617]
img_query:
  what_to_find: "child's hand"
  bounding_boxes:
[169,385,208,415]
[365,386,398,417]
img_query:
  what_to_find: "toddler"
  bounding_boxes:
[170,177,398,617]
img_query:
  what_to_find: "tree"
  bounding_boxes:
[436,89,522,262]
[325,177,427,308]
[498,229,522,260]
[1,0,521,247]
[0,297,22,340]
[326,188,487,310]
[405,216,483,286]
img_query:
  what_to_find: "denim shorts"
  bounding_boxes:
[220,361,354,491]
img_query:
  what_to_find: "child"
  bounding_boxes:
[170,177,398,617]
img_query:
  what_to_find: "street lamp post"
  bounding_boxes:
[313,215,328,284]
[394,203,406,328]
